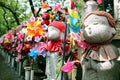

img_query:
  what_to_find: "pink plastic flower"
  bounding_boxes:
[35,36,40,42]
[79,41,87,49]
[53,3,61,11]
[16,44,22,53]
[97,0,102,4]
[61,58,74,73]
[16,53,22,62]
[23,21,28,26]
[17,32,23,41]
[26,36,32,41]
[36,42,46,53]
[30,16,35,22]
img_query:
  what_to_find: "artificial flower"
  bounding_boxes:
[29,48,40,59]
[26,35,32,41]
[61,57,74,73]
[23,21,28,26]
[21,28,28,34]
[17,32,23,41]
[16,53,22,62]
[6,32,13,42]
[30,16,35,22]
[53,3,61,11]
[97,0,102,4]
[36,42,45,53]
[79,41,87,53]
[42,24,48,30]
[42,32,47,39]
[79,41,87,49]
[35,36,40,42]
[37,17,43,22]
[16,43,22,53]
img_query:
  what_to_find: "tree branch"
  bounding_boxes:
[2,7,10,31]
[0,1,20,25]
[28,0,36,17]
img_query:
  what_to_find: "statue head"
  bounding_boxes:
[82,11,116,44]
[47,21,65,41]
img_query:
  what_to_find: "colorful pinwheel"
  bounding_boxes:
[61,57,75,73]
[28,48,40,59]
[68,8,81,33]
[27,21,46,37]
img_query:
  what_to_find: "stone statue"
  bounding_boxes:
[81,0,98,22]
[81,11,120,80]
[44,21,65,80]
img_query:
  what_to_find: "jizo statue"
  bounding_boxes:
[44,21,65,80]
[81,0,98,22]
[81,11,120,80]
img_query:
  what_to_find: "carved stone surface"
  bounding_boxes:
[81,11,120,80]
[81,0,98,22]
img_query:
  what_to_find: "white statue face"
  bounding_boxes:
[64,0,71,8]
[84,0,98,14]
[47,26,60,40]
[83,14,116,43]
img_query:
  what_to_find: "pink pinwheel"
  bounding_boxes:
[97,0,102,4]
[35,42,46,53]
[61,57,75,73]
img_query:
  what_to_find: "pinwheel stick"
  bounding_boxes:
[61,17,67,80]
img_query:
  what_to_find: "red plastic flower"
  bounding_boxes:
[6,32,13,42]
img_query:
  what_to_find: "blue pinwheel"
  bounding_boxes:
[28,48,40,59]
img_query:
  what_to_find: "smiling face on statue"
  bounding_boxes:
[83,14,116,44]
[47,26,61,40]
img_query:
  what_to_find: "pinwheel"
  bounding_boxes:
[61,57,75,73]
[28,48,40,59]
[68,8,81,33]
[27,21,46,37]
[34,42,47,57]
